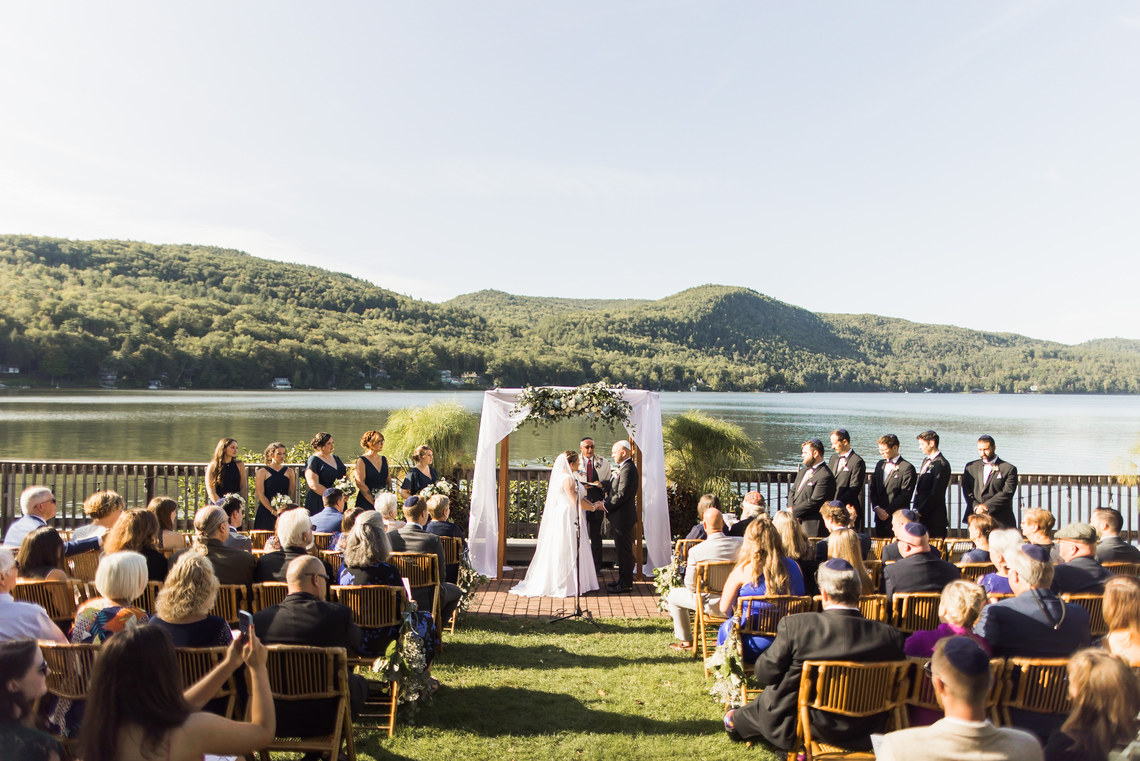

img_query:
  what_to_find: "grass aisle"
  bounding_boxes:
[351,615,781,761]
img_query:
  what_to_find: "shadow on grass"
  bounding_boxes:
[443,640,680,669]
[466,614,672,636]
[423,684,719,736]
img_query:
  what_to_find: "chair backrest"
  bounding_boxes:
[795,660,910,755]
[956,562,997,582]
[262,645,350,755]
[695,560,736,597]
[440,536,463,566]
[175,646,238,719]
[736,595,815,638]
[388,552,440,588]
[1001,658,1072,726]
[906,656,1006,724]
[673,538,704,565]
[251,582,290,612]
[39,642,100,702]
[210,584,245,626]
[248,530,273,550]
[857,594,889,623]
[891,592,943,634]
[864,560,884,592]
[330,585,405,629]
[138,580,164,615]
[312,532,336,551]
[929,538,947,557]
[12,580,79,628]
[870,538,892,560]
[946,539,977,563]
[319,550,344,577]
[1060,593,1108,637]
[66,549,100,582]
[1105,562,1140,578]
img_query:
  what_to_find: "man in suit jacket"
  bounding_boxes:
[667,508,742,649]
[1092,508,1140,563]
[388,495,461,621]
[828,429,866,531]
[182,506,257,589]
[2,486,102,556]
[883,522,961,598]
[961,435,1019,527]
[604,440,639,593]
[869,434,917,538]
[790,439,836,538]
[220,494,254,552]
[877,637,1043,761]
[912,430,951,538]
[575,437,612,573]
[1052,523,1113,594]
[725,558,905,751]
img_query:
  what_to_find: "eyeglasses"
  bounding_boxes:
[38,498,58,507]
[310,573,329,582]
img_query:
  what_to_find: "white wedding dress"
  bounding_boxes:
[510,453,600,597]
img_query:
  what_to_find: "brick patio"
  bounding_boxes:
[467,566,666,619]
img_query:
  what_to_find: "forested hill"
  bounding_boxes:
[1,235,1138,393]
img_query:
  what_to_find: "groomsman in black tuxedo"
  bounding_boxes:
[790,438,836,538]
[576,437,611,573]
[828,429,867,531]
[869,434,917,538]
[961,435,1019,528]
[913,430,951,538]
[604,440,639,593]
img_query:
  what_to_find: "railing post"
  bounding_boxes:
[497,437,509,579]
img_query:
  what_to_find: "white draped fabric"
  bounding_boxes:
[468,388,669,578]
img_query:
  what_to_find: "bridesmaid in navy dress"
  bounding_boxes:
[304,432,346,513]
[205,438,246,503]
[254,441,296,531]
[353,430,389,510]
[400,444,439,499]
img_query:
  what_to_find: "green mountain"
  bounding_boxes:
[1,235,1138,393]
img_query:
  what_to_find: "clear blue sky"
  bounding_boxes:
[2,2,1137,344]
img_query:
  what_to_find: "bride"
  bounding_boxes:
[510,450,602,597]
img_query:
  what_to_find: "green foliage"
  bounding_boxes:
[380,401,478,474]
[663,411,763,503]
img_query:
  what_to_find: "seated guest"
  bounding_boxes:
[718,518,805,662]
[16,527,68,582]
[255,509,334,585]
[375,492,405,531]
[884,523,961,599]
[723,559,906,751]
[814,501,871,561]
[2,486,101,556]
[309,486,348,535]
[772,510,817,596]
[1103,576,1140,667]
[960,513,999,563]
[1021,508,1061,563]
[77,624,273,761]
[426,495,463,583]
[103,509,168,582]
[261,501,300,552]
[330,506,365,552]
[71,490,126,542]
[978,528,1022,596]
[71,551,149,643]
[337,522,406,655]
[219,494,252,552]
[1052,522,1112,595]
[149,552,232,648]
[147,497,188,551]
[877,637,1042,761]
[388,496,462,625]
[684,494,720,541]
[0,639,62,761]
[881,509,925,562]
[1091,507,1140,563]
[729,491,766,538]
[666,508,742,651]
[180,506,255,589]
[826,528,874,594]
[0,549,66,642]
[1044,649,1140,761]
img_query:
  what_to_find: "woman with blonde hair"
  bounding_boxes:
[146,497,187,551]
[103,509,168,582]
[354,430,389,510]
[149,552,231,648]
[1044,648,1140,761]
[205,437,246,504]
[772,510,818,596]
[826,529,874,594]
[1103,575,1140,666]
[716,517,805,661]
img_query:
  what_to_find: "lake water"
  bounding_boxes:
[0,389,1138,474]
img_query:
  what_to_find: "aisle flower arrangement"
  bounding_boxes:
[652,558,684,613]
[512,382,634,433]
[705,619,746,708]
[371,603,437,720]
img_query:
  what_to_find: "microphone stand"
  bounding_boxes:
[551,482,598,627]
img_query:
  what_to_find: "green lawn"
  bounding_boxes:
[350,615,781,761]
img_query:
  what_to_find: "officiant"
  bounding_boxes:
[576,437,611,573]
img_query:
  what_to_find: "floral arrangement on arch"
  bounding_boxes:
[512,382,634,433]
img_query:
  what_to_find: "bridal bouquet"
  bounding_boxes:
[418,478,453,500]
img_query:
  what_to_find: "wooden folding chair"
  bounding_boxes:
[869,538,892,560]
[248,530,273,550]
[66,549,100,582]
[320,550,344,578]
[673,538,704,567]
[792,660,910,761]
[737,595,815,703]
[1000,658,1071,732]
[928,538,947,558]
[890,593,943,635]
[312,532,336,551]
[12,580,81,630]
[956,562,997,582]
[944,539,977,563]
[439,536,464,632]
[856,595,888,623]
[257,645,356,761]
[36,642,100,754]
[905,656,1006,726]
[210,584,245,626]
[1061,593,1108,637]
[175,646,238,719]
[250,582,290,612]
[693,560,736,673]
[1105,562,1140,577]
[330,584,406,737]
[138,580,164,615]
[388,552,442,638]
[863,561,884,592]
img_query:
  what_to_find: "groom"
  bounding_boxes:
[604,439,639,593]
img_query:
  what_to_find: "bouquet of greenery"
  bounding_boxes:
[652,558,684,613]
[456,545,488,616]
[418,477,452,500]
[333,470,358,503]
[371,602,437,721]
[705,618,746,708]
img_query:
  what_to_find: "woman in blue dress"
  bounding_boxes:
[400,444,438,499]
[303,432,345,514]
[353,430,389,510]
[716,517,805,662]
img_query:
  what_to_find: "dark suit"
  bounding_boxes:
[733,609,906,750]
[912,454,951,538]
[883,552,961,598]
[1096,536,1140,563]
[828,451,866,530]
[961,457,1019,527]
[604,457,639,589]
[869,458,917,538]
[789,462,836,538]
[388,523,462,621]
[254,546,333,586]
[178,538,256,588]
[1051,556,1112,594]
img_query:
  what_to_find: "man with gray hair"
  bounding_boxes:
[724,559,905,751]
[0,547,67,642]
[729,491,766,538]
[2,485,102,555]
[603,439,638,593]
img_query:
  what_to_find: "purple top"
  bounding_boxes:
[979,573,1013,594]
[904,622,994,658]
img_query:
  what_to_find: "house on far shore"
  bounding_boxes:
[1,366,20,375]
[271,377,292,390]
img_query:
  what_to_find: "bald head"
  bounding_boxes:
[702,508,725,534]
[286,554,325,594]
